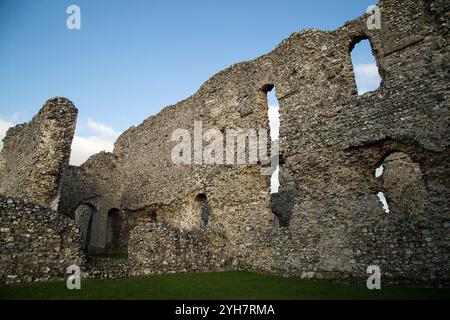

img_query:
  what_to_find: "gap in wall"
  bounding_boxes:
[267,88,280,194]
[351,39,381,95]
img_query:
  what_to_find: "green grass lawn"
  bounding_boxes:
[0,271,449,300]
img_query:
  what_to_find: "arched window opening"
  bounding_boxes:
[195,193,210,226]
[267,88,280,194]
[350,38,381,95]
[74,204,95,251]
[258,84,280,194]
[375,152,426,215]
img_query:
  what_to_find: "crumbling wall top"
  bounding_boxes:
[0,97,78,209]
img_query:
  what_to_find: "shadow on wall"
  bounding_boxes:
[270,190,295,227]
[74,204,130,256]
[106,208,129,255]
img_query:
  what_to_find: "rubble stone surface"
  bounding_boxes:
[0,0,448,286]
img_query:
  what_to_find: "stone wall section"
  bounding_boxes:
[128,222,230,275]
[0,0,448,286]
[0,97,77,209]
[58,152,123,254]
[0,196,84,284]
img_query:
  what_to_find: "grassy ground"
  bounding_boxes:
[0,271,449,300]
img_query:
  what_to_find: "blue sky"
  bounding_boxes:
[0,0,380,165]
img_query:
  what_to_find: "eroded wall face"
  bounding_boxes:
[129,222,229,275]
[0,195,84,284]
[5,0,446,285]
[0,98,77,209]
[268,0,449,283]
[115,0,448,284]
[113,72,276,266]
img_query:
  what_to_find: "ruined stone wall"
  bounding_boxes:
[113,0,448,284]
[266,0,449,284]
[0,97,77,209]
[1,0,446,286]
[113,68,276,266]
[128,222,230,276]
[0,195,84,284]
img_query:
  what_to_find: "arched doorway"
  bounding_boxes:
[375,152,426,215]
[106,208,127,254]
[74,203,95,251]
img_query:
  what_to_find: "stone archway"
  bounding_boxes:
[376,152,426,215]
[74,203,96,251]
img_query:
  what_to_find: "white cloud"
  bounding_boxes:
[86,118,118,138]
[70,119,120,166]
[0,118,15,150]
[354,63,381,95]
[355,63,379,79]
[70,135,115,166]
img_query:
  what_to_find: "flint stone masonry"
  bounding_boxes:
[128,222,229,275]
[0,0,449,286]
[58,152,122,254]
[85,256,131,279]
[0,195,84,284]
[0,97,77,209]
